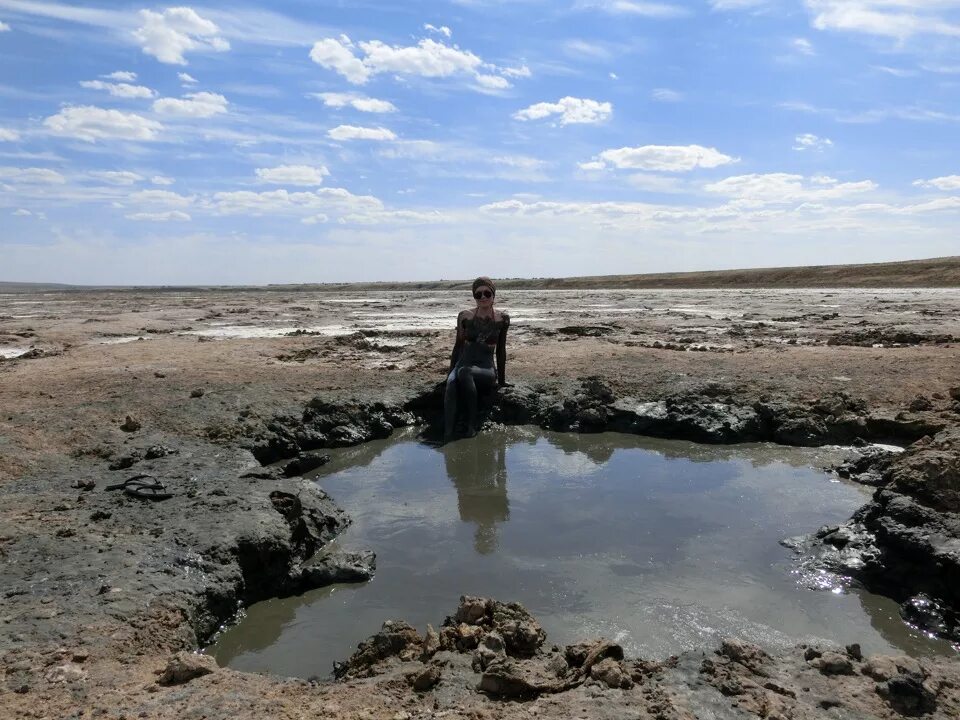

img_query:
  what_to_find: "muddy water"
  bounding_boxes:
[211,429,954,678]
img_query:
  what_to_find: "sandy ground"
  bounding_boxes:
[1,287,959,719]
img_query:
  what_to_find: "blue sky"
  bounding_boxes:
[0,0,958,284]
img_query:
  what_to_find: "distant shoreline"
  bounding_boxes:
[3,255,959,292]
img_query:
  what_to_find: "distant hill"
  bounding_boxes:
[300,256,960,291]
[3,256,960,292]
[0,281,77,292]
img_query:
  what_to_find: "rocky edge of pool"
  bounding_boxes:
[2,371,960,720]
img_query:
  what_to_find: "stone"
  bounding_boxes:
[190,388,205,398]
[812,651,854,675]
[589,657,633,689]
[421,624,440,659]
[120,416,141,432]
[44,663,87,683]
[158,651,217,685]
[877,674,937,716]
[410,664,441,692]
[300,550,376,587]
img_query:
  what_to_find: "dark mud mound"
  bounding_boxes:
[787,427,960,644]
[331,596,960,718]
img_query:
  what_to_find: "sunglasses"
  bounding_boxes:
[474,290,493,299]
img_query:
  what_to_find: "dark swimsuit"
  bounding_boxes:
[444,310,510,438]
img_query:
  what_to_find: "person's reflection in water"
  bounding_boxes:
[443,432,509,555]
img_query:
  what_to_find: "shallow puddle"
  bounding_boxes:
[211,428,954,678]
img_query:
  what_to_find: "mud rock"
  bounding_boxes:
[158,651,217,685]
[120,415,141,432]
[811,651,854,675]
[910,395,934,412]
[490,601,546,657]
[589,657,633,689]
[44,663,87,684]
[877,673,938,716]
[299,550,376,588]
[190,387,205,398]
[282,451,331,477]
[472,631,506,672]
[336,620,424,679]
[421,624,440,660]
[409,663,442,692]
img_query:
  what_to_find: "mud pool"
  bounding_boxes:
[213,428,954,678]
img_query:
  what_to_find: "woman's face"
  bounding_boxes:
[473,285,494,308]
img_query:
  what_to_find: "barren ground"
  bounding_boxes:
[1,286,959,719]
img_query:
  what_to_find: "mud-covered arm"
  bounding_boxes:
[449,311,466,371]
[496,313,509,385]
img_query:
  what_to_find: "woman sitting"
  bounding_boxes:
[444,277,510,441]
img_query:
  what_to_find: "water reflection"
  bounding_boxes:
[443,433,510,554]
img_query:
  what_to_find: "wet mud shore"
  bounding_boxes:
[1,287,959,719]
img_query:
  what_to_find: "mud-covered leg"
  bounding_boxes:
[444,369,459,441]
[457,366,480,437]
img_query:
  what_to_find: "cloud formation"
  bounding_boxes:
[514,97,612,125]
[256,165,330,186]
[89,171,144,185]
[43,106,163,142]
[592,145,737,172]
[314,92,397,113]
[153,92,228,118]
[705,173,877,205]
[80,80,156,99]
[309,35,518,90]
[327,125,397,141]
[0,166,66,184]
[805,0,960,40]
[914,175,960,191]
[793,133,833,151]
[133,7,229,65]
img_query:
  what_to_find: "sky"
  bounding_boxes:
[0,0,958,285]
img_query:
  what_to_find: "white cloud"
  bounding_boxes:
[43,106,162,142]
[704,173,877,205]
[0,128,20,141]
[514,97,612,125]
[89,170,144,185]
[578,160,607,171]
[151,176,175,185]
[178,72,198,84]
[710,0,770,9]
[328,125,397,141]
[153,92,228,118]
[339,209,452,225]
[256,164,329,186]
[309,35,372,84]
[103,71,137,81]
[651,88,683,102]
[579,1,689,18]
[793,133,833,151]
[0,21,9,32]
[80,80,156,99]
[792,37,816,55]
[130,189,194,207]
[133,7,229,65]
[302,213,329,225]
[211,187,383,216]
[593,145,737,172]
[309,35,518,90]
[125,210,191,221]
[913,175,960,191]
[424,23,452,37]
[501,65,532,78]
[0,166,66,184]
[564,39,613,61]
[475,74,512,90]
[13,209,31,216]
[313,92,397,113]
[805,1,960,41]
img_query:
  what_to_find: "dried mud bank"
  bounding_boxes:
[2,375,960,718]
